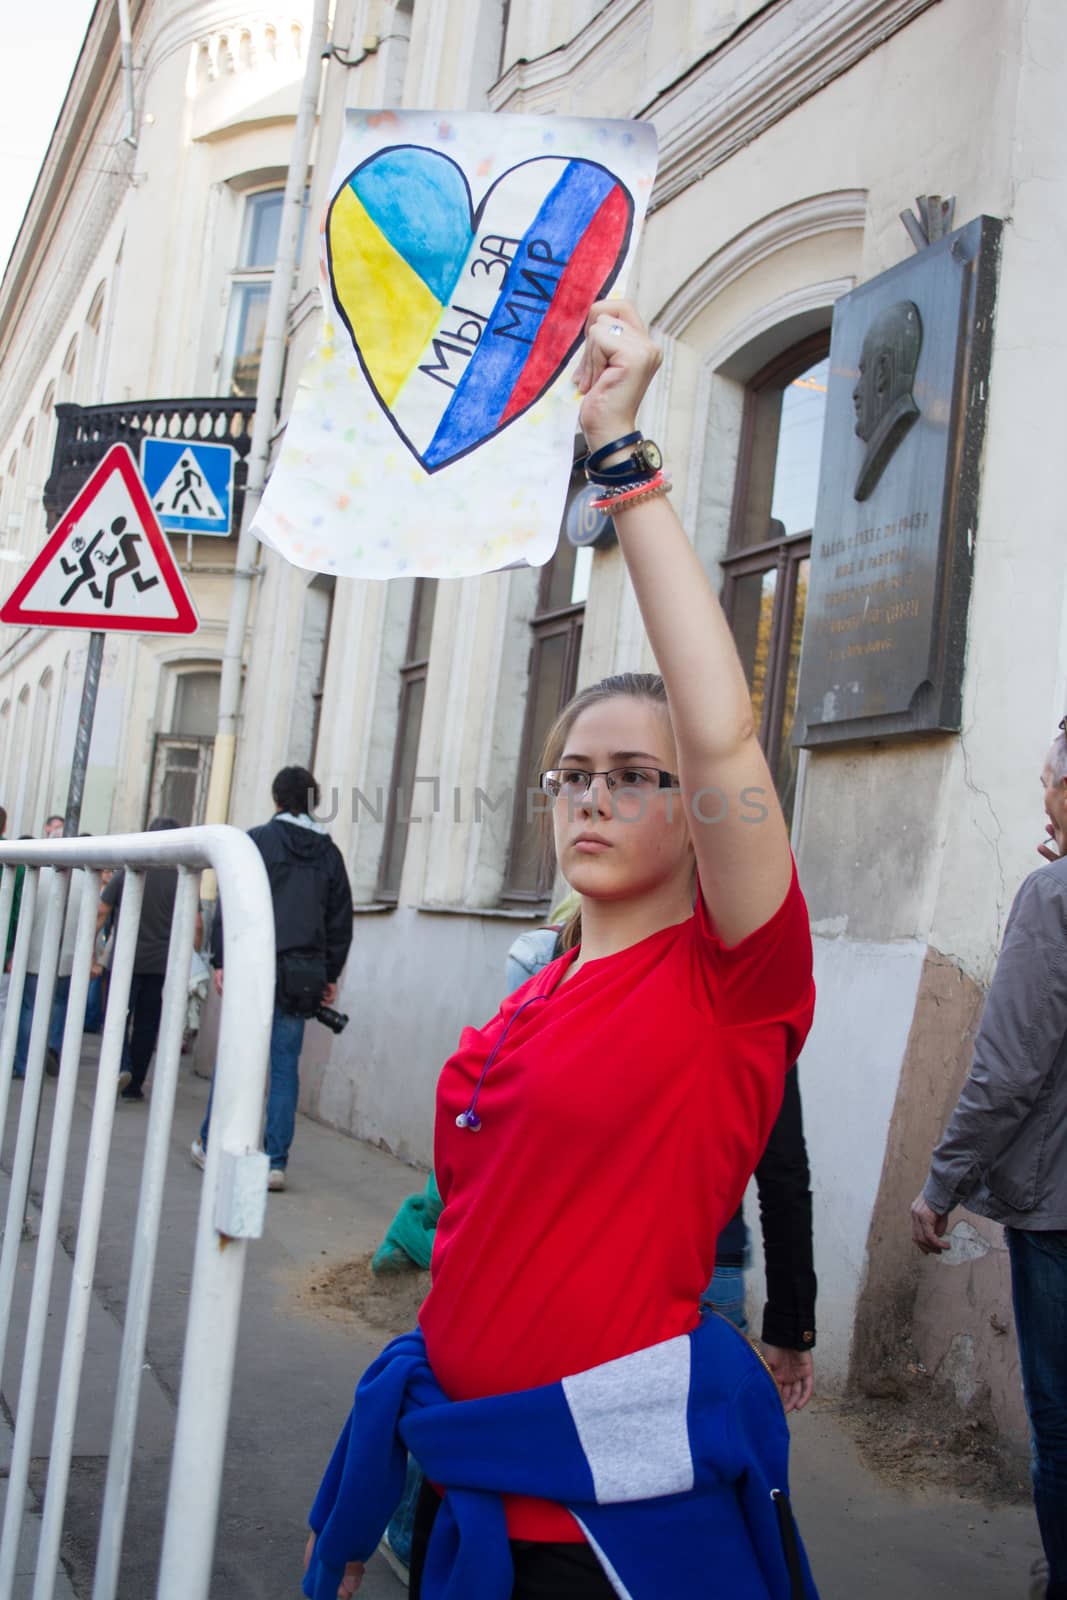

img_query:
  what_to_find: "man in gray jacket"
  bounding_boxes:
[912,730,1067,1600]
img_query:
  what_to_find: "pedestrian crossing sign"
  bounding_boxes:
[0,444,199,635]
[140,438,235,536]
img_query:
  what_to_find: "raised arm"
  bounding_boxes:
[575,301,793,944]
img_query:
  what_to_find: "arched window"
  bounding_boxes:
[10,686,31,833]
[26,383,57,547]
[290,574,336,769]
[221,188,286,397]
[59,336,78,405]
[147,668,221,826]
[721,333,830,823]
[77,283,106,404]
[12,424,34,551]
[0,699,11,790]
[377,579,437,901]
[23,668,54,831]
[503,529,590,901]
[0,456,13,542]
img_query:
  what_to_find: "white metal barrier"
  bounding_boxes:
[0,826,275,1600]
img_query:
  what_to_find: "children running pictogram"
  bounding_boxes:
[59,517,159,610]
[59,526,108,606]
[96,517,160,609]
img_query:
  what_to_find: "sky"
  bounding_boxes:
[0,2,98,275]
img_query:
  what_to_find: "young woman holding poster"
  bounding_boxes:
[303,303,817,1600]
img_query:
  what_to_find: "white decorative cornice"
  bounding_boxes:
[488,0,647,113]
[491,0,938,215]
[646,0,940,213]
[655,190,866,335]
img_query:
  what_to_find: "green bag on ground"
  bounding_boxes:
[371,1171,443,1274]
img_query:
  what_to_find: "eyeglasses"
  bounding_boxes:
[540,767,678,797]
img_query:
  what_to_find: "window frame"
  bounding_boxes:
[727,330,830,555]
[721,330,828,812]
[376,578,437,903]
[501,553,585,905]
[219,185,287,398]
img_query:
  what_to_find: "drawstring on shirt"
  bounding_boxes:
[455,993,550,1131]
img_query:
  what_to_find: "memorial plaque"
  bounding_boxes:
[793,215,1001,747]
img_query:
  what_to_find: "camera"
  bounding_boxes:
[315,1003,349,1035]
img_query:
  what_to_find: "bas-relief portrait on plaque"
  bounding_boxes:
[793,216,1001,747]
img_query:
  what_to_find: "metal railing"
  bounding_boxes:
[43,398,255,534]
[0,825,275,1600]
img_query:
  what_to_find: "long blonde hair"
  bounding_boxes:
[540,672,670,952]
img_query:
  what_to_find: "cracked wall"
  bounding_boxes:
[845,948,1029,1448]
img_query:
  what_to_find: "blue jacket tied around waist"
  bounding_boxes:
[304,1314,819,1600]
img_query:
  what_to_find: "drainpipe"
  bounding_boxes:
[201,0,330,890]
[117,0,138,147]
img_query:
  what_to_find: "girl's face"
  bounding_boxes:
[550,697,693,905]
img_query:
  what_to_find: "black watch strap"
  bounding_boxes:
[586,432,643,473]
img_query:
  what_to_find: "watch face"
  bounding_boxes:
[637,440,662,472]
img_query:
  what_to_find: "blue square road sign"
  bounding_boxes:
[141,438,235,536]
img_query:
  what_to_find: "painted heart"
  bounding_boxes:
[324,147,634,472]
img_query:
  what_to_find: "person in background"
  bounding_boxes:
[911,725,1067,1600]
[96,818,202,1102]
[83,855,111,1035]
[12,822,83,1079]
[192,766,353,1191]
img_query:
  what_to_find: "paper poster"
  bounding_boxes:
[253,111,658,580]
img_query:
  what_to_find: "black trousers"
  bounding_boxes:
[409,1479,616,1600]
[124,972,165,1091]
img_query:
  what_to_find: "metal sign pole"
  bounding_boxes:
[63,630,104,838]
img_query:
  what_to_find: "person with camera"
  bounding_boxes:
[192,765,353,1192]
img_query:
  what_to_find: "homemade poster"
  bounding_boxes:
[252,111,658,580]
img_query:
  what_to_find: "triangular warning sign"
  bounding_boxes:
[151,446,226,522]
[1,444,199,635]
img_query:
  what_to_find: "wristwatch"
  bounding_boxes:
[585,433,663,485]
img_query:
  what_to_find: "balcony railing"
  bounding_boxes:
[43,398,256,533]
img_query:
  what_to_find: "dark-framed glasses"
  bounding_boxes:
[540,767,678,798]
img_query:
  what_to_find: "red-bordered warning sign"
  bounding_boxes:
[1,444,199,635]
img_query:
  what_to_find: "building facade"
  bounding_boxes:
[4,0,1065,1448]
[0,0,315,837]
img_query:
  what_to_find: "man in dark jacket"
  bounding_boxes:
[97,816,203,1100]
[192,765,353,1192]
[912,729,1067,1600]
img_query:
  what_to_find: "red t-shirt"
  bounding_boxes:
[419,868,814,1542]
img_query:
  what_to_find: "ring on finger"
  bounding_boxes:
[608,322,624,337]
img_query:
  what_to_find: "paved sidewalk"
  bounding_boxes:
[0,1042,1045,1598]
[0,1415,77,1600]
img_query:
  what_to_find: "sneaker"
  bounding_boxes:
[378,1534,409,1584]
[117,1069,132,1096]
[120,1088,145,1102]
[190,1138,206,1172]
[1029,1558,1049,1599]
[267,1168,286,1192]
[45,1047,60,1078]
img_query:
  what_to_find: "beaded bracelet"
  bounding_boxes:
[592,470,670,502]
[590,472,671,514]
